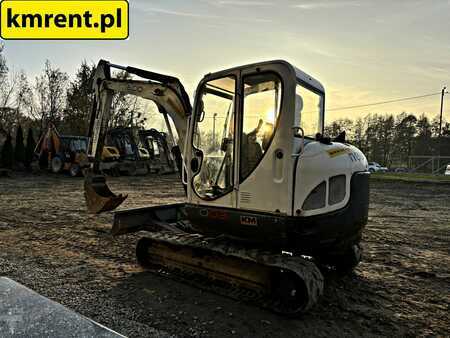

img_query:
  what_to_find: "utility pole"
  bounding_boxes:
[438,86,447,173]
[439,86,446,138]
[213,113,217,148]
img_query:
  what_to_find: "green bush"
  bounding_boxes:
[14,125,25,168]
[1,134,14,169]
[25,128,36,169]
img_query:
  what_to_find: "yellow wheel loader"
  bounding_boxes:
[84,60,370,315]
[35,124,121,177]
[35,124,89,177]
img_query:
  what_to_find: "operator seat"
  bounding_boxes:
[240,119,264,179]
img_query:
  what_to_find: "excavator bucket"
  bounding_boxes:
[84,173,127,214]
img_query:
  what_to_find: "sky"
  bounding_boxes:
[2,0,450,123]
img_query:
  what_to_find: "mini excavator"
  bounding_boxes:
[84,60,370,315]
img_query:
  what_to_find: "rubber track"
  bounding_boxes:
[138,231,324,315]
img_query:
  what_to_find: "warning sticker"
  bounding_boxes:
[327,148,349,158]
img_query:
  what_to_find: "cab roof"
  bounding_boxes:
[203,59,325,93]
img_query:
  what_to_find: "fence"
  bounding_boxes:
[409,156,450,174]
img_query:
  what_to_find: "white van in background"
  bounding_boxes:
[445,165,450,176]
[368,162,388,173]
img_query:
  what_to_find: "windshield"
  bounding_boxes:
[295,82,324,137]
[72,139,88,152]
[61,137,88,152]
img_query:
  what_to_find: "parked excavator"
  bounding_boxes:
[138,128,177,174]
[106,127,151,176]
[84,60,369,315]
[105,127,177,175]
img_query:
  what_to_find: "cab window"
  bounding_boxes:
[296,83,323,137]
[240,73,282,181]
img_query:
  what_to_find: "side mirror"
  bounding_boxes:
[197,100,205,122]
[220,138,231,152]
[191,157,199,172]
[197,110,205,122]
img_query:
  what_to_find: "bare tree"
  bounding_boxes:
[0,69,20,108]
[0,70,35,130]
[34,60,68,131]
[108,71,146,129]
[64,61,95,135]
[0,43,7,79]
[0,45,21,133]
[15,71,34,115]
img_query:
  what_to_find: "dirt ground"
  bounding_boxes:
[0,173,449,337]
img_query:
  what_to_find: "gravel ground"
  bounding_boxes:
[0,173,449,337]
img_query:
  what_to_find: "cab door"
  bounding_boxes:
[235,65,294,214]
[188,73,239,209]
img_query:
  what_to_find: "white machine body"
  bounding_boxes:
[184,60,368,218]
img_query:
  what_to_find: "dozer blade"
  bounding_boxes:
[84,174,127,214]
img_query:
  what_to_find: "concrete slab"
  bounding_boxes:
[0,277,125,338]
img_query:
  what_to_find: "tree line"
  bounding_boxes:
[0,42,153,169]
[1,42,449,170]
[325,112,450,167]
[0,43,150,136]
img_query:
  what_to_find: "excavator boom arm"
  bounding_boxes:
[84,60,191,214]
[88,60,191,166]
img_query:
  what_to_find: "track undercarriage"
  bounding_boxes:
[135,229,324,316]
[111,202,363,315]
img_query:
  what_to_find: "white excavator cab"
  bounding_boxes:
[186,61,326,216]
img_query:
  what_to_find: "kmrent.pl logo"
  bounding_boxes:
[0,0,128,39]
